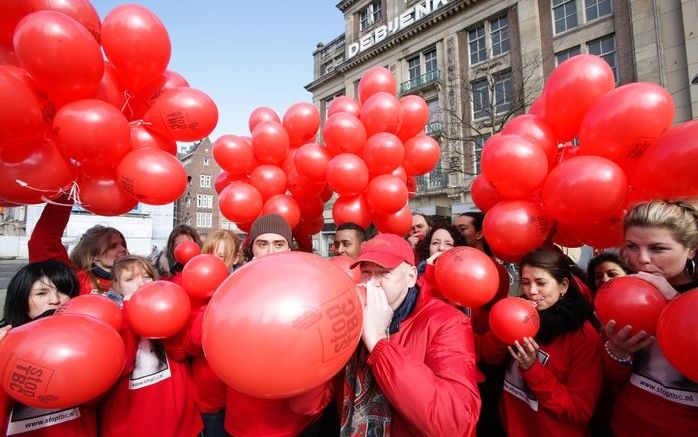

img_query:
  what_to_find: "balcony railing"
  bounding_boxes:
[425,120,443,136]
[400,69,441,94]
[416,168,448,192]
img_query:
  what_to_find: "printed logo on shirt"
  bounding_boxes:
[503,349,551,412]
[6,403,80,435]
[630,343,698,408]
[128,338,171,390]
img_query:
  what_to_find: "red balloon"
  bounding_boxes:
[249,165,287,201]
[323,113,367,156]
[295,143,330,182]
[657,289,698,383]
[0,45,20,66]
[29,0,101,42]
[483,200,552,261]
[330,255,361,283]
[365,175,407,214]
[489,297,540,344]
[213,134,255,176]
[551,226,583,249]
[406,175,417,198]
[541,156,627,225]
[287,168,326,200]
[93,62,126,111]
[130,123,177,155]
[174,240,201,265]
[471,175,502,212]
[129,70,189,118]
[282,147,298,174]
[481,134,548,199]
[395,95,429,140]
[14,10,103,105]
[595,276,667,335]
[77,170,138,216]
[360,92,401,136]
[263,194,301,229]
[283,102,320,147]
[182,254,229,299]
[54,99,131,164]
[0,314,124,408]
[203,252,362,398]
[143,87,218,142]
[543,54,615,141]
[528,97,545,117]
[1,64,56,129]
[358,66,396,103]
[295,215,325,236]
[320,184,334,203]
[248,106,280,133]
[326,153,369,196]
[252,121,290,165]
[127,281,191,338]
[0,68,44,150]
[0,1,33,48]
[117,148,187,205]
[55,294,123,330]
[298,196,324,220]
[327,96,361,118]
[390,166,407,183]
[101,4,170,91]
[402,135,440,176]
[556,210,625,249]
[502,115,557,167]
[333,194,371,229]
[373,204,412,236]
[219,182,264,223]
[554,143,581,168]
[434,247,500,307]
[362,133,404,175]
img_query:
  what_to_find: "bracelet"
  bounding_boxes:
[604,340,632,365]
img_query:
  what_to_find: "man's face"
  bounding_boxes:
[359,262,417,310]
[252,233,290,258]
[454,215,481,247]
[410,215,429,239]
[333,230,362,259]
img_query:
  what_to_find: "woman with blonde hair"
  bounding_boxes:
[202,229,242,272]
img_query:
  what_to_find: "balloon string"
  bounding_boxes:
[16,179,80,206]
[121,91,135,116]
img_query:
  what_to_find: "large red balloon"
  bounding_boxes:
[127,281,191,338]
[1,65,56,129]
[117,148,187,205]
[358,66,396,103]
[372,204,412,236]
[481,134,548,199]
[213,134,255,176]
[330,255,361,283]
[251,121,290,165]
[596,277,666,335]
[360,92,401,136]
[182,254,229,299]
[263,194,301,229]
[543,54,615,141]
[501,115,557,167]
[203,252,362,398]
[657,289,698,383]
[541,156,627,225]
[323,113,367,156]
[143,87,218,142]
[131,70,189,116]
[29,0,101,42]
[556,209,625,249]
[298,196,324,220]
[130,123,177,155]
[362,133,404,175]
[93,62,126,111]
[283,102,320,147]
[483,201,552,261]
[295,215,325,236]
[435,247,500,307]
[295,143,330,182]
[0,68,44,150]
[174,240,201,265]
[249,165,287,201]
[219,182,263,223]
[248,106,280,133]
[327,96,361,118]
[403,135,440,176]
[287,168,326,200]
[55,294,123,330]
[395,95,429,140]
[0,1,33,48]
[326,153,369,196]
[333,194,372,229]
[471,175,502,213]
[77,170,138,216]
[0,314,124,408]
[365,175,407,214]
[101,4,170,92]
[489,297,540,344]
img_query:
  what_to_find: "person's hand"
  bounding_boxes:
[361,282,393,352]
[508,336,539,371]
[603,319,654,357]
[426,251,444,266]
[407,235,419,249]
[631,271,679,301]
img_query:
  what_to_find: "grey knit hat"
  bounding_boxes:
[249,214,293,246]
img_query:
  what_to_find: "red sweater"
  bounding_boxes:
[0,391,97,437]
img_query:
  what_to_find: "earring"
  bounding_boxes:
[686,258,696,277]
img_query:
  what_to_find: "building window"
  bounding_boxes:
[425,98,442,136]
[203,157,209,166]
[585,0,611,21]
[186,196,191,207]
[221,217,230,230]
[423,48,437,74]
[200,175,211,188]
[471,79,489,120]
[490,16,510,57]
[472,136,487,174]
[408,55,421,80]
[196,212,212,228]
[555,45,581,65]
[588,34,617,82]
[468,25,486,65]
[197,194,213,209]
[553,0,578,34]
[494,71,512,114]
[360,1,381,31]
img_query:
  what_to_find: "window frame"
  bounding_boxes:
[552,0,579,35]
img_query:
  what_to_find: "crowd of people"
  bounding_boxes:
[0,198,696,437]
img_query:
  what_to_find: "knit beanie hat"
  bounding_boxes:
[249,214,293,246]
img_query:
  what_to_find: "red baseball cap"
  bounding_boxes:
[351,233,415,269]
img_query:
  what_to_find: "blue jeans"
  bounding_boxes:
[200,409,229,437]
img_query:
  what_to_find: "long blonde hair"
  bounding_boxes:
[202,230,241,269]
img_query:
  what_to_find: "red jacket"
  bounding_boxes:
[0,391,97,437]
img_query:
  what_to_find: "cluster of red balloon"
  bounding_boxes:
[475,54,693,258]
[213,66,439,238]
[0,1,218,212]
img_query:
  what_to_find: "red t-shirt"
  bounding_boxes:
[0,391,97,437]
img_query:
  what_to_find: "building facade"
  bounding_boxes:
[306,0,698,217]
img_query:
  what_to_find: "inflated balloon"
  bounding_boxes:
[55,294,123,330]
[358,66,396,103]
[327,96,361,118]
[330,255,361,283]
[556,210,625,249]
[77,170,138,216]
[127,281,191,338]
[213,134,256,176]
[528,97,545,117]
[483,201,551,261]
[14,11,103,105]
[54,99,131,164]
[1,65,55,128]
[323,113,367,156]
[263,194,301,229]
[249,165,287,201]
[360,92,401,136]
[365,175,408,214]
[182,254,229,299]
[0,2,33,48]
[219,182,264,223]
[0,314,124,408]
[551,226,583,249]
[406,176,417,198]
[174,240,201,265]
[320,184,334,203]
[333,194,372,229]
[0,68,44,150]
[283,102,320,147]
[501,115,557,167]
[326,154,369,196]
[30,0,101,42]
[93,62,126,111]
[402,135,440,176]
[117,148,187,205]
[130,70,189,118]
[0,45,20,66]
[481,134,548,199]
[541,156,627,225]
[362,133,404,175]
[390,166,407,183]
[249,106,281,133]
[282,147,298,174]
[554,142,582,167]
[395,95,429,141]
[287,168,326,200]
[295,215,325,236]
[543,54,615,141]
[489,297,540,344]
[251,121,290,165]
[434,247,499,307]
[101,4,170,91]
[471,175,502,212]
[295,143,330,182]
[130,123,177,155]
[595,276,666,335]
[298,196,324,220]
[214,172,231,195]
[202,252,362,398]
[143,87,218,142]
[657,289,698,383]
[372,204,412,236]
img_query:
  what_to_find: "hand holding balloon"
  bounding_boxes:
[508,337,539,371]
[632,272,679,301]
[603,320,654,358]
